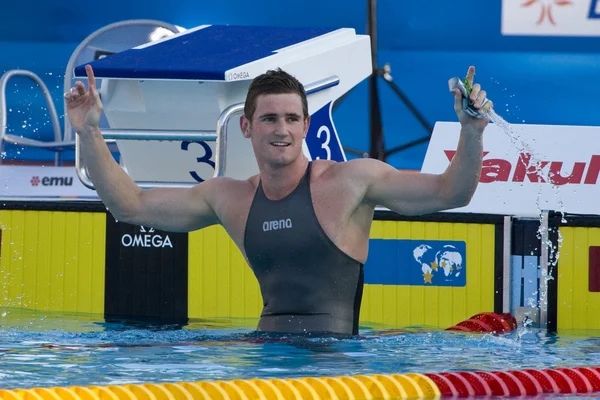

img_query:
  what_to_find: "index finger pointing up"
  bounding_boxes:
[465,66,475,86]
[85,64,97,91]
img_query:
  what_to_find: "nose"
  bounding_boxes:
[273,119,289,135]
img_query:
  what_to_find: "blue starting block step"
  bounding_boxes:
[75,25,344,81]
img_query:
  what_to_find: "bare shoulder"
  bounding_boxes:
[315,158,392,182]
[309,159,388,203]
[313,158,424,207]
[189,175,257,206]
[308,159,338,180]
[188,177,256,215]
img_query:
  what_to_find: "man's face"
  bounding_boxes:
[241,93,310,167]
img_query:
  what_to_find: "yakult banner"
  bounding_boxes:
[502,0,600,36]
[0,166,98,198]
[422,122,600,217]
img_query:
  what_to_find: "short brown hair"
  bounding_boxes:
[244,69,309,120]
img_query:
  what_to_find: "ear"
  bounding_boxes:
[303,115,311,139]
[240,115,251,138]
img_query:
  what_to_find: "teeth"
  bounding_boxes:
[272,142,289,146]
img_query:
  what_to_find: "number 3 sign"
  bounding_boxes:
[304,102,346,162]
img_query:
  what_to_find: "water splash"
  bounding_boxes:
[517,316,534,341]
[486,109,564,312]
[487,109,566,221]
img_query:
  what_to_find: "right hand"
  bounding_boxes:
[453,66,493,135]
[65,65,102,135]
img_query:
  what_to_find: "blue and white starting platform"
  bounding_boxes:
[73,25,372,188]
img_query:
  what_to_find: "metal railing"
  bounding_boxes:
[0,70,64,165]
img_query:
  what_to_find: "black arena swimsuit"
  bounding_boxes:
[243,162,364,336]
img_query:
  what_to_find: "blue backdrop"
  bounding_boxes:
[2,0,599,169]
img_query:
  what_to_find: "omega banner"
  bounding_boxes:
[104,214,189,322]
[422,122,600,217]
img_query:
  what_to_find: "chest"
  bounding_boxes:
[221,178,359,256]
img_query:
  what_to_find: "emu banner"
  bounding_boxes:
[0,166,98,198]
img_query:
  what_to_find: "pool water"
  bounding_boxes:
[1,308,600,399]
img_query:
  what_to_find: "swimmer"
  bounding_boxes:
[65,65,492,336]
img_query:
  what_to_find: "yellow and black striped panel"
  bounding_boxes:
[556,224,600,331]
[1,202,504,329]
[362,215,499,329]
[188,225,262,326]
[0,206,106,314]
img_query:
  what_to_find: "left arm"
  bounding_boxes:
[361,126,483,216]
[360,66,492,216]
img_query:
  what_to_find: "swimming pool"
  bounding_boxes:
[2,202,600,399]
[1,308,600,399]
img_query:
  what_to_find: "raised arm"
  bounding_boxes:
[361,66,492,216]
[66,65,220,232]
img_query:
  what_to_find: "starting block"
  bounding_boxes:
[74,25,372,188]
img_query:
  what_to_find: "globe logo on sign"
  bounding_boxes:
[413,244,464,285]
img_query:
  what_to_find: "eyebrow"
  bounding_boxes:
[258,112,302,119]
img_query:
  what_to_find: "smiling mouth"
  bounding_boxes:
[271,142,291,147]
